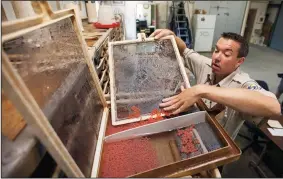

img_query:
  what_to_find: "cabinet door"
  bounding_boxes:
[194,15,216,29]
[194,29,215,52]
[209,1,247,45]
[209,7,228,45]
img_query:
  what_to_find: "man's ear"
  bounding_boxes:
[236,57,245,68]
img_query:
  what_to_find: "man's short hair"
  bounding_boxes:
[221,32,249,58]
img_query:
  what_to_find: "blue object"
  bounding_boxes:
[170,2,193,48]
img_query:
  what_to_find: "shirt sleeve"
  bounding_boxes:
[242,80,277,99]
[241,80,277,125]
[182,48,212,80]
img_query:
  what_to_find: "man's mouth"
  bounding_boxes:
[212,63,220,70]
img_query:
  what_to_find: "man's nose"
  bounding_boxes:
[214,53,221,62]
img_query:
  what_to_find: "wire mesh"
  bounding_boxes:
[112,39,185,122]
[3,18,104,177]
[194,122,223,152]
[175,122,224,160]
[175,125,205,159]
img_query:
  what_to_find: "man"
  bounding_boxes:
[150,29,281,140]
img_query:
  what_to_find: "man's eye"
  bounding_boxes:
[224,54,231,57]
[214,49,219,53]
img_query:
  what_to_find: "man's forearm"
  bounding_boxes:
[195,84,281,117]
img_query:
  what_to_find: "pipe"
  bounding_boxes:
[85,1,97,23]
[11,1,35,19]
[241,1,250,36]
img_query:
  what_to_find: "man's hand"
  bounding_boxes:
[159,86,200,115]
[150,29,187,54]
[149,29,176,39]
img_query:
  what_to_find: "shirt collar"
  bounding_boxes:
[205,61,241,87]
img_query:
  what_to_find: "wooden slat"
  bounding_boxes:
[208,168,221,178]
[2,14,44,35]
[83,32,105,36]
[169,140,181,162]
[84,36,99,40]
[103,80,109,94]
[1,92,26,140]
[99,66,109,85]
[2,14,73,42]
[91,108,110,177]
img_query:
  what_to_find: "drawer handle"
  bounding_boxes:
[200,32,209,36]
[202,32,209,36]
[201,17,205,21]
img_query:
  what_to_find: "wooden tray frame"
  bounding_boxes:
[2,2,109,177]
[108,34,191,126]
[127,110,241,177]
[95,101,241,177]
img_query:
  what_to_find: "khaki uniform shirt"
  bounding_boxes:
[183,48,277,140]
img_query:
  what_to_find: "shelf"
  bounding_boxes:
[99,66,109,86]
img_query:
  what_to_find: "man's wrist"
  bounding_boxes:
[193,84,209,98]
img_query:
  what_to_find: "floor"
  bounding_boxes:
[200,44,283,178]
[221,125,277,178]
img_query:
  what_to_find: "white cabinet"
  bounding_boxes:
[194,29,215,52]
[193,15,216,52]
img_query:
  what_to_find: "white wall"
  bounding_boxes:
[156,1,170,29]
[184,1,195,26]
[124,1,140,39]
[194,1,247,44]
[124,1,158,39]
[121,1,172,40]
[48,1,58,11]
[136,4,151,25]
[48,1,87,18]
[194,1,211,13]
[1,1,16,21]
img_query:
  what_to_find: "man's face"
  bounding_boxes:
[211,37,244,76]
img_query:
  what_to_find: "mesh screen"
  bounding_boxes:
[112,40,185,122]
[175,122,224,160]
[194,122,223,151]
[3,18,104,177]
[175,130,205,159]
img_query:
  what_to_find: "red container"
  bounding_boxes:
[93,22,120,29]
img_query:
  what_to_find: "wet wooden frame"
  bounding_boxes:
[108,34,191,126]
[2,2,109,177]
